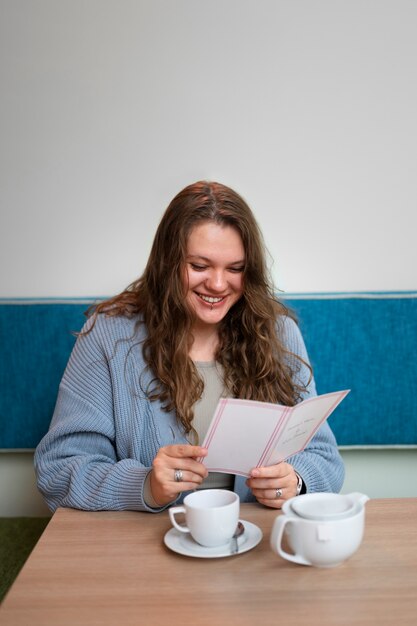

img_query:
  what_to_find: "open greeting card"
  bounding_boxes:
[201,390,350,477]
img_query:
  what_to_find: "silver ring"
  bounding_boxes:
[174,469,183,483]
[275,488,283,499]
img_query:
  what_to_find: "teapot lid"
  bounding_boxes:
[290,493,358,520]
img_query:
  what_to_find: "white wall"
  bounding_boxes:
[1,0,416,297]
[1,1,416,515]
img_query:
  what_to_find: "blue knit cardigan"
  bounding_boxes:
[34,313,345,512]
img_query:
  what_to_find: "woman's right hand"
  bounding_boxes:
[149,444,208,506]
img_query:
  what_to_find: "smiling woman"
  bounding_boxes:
[34,181,344,514]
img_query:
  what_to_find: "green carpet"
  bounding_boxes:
[0,517,50,604]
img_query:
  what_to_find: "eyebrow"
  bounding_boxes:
[187,255,246,265]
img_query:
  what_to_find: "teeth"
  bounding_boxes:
[198,294,224,304]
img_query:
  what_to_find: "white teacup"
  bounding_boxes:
[169,489,240,548]
[270,492,369,568]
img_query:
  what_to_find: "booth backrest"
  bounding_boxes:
[283,293,417,447]
[1,293,416,449]
[1,299,93,449]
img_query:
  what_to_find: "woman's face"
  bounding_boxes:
[184,221,245,331]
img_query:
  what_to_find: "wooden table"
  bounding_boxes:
[1,499,416,625]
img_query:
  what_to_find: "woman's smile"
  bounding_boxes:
[195,293,225,305]
[184,221,245,329]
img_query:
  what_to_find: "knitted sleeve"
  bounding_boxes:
[34,316,168,513]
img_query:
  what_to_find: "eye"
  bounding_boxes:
[190,263,207,271]
[228,266,245,273]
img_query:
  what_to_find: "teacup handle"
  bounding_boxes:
[168,506,190,534]
[270,516,312,566]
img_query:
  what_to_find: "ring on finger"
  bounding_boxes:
[275,487,283,499]
[174,469,183,483]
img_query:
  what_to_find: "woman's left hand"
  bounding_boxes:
[246,462,299,509]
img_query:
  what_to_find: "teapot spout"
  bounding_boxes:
[347,492,370,506]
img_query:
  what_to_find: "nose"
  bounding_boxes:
[205,269,227,293]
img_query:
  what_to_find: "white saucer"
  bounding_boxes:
[164,520,262,558]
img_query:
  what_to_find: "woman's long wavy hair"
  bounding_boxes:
[90,181,309,436]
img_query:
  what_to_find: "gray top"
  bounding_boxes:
[192,361,234,491]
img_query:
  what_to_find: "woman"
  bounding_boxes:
[35,181,344,512]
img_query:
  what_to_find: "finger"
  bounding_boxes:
[163,444,208,459]
[171,466,207,484]
[250,462,291,479]
[255,496,283,510]
[251,487,288,501]
[153,455,208,480]
[176,457,209,478]
[171,469,206,486]
[246,477,285,490]
[247,472,298,499]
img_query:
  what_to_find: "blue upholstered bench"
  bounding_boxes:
[1,293,417,451]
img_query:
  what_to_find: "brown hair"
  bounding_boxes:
[89,181,308,435]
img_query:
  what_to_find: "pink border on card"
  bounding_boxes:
[263,390,350,465]
[200,390,350,469]
[257,407,290,467]
[203,398,228,449]
[295,390,350,452]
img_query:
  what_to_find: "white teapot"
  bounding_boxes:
[270,492,369,568]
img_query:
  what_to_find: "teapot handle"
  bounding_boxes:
[270,516,312,566]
